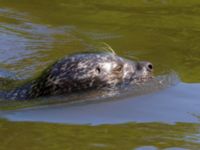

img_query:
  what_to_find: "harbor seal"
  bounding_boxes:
[2,52,153,100]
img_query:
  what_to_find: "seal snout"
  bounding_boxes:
[136,61,153,72]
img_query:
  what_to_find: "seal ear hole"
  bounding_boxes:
[96,67,101,74]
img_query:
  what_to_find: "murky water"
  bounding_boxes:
[0,0,200,149]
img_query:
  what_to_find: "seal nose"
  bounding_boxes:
[137,61,153,72]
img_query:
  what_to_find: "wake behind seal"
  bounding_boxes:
[3,52,153,100]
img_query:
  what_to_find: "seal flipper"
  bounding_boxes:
[3,84,32,100]
[0,91,7,100]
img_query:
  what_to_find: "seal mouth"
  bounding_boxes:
[129,66,154,85]
[130,74,153,84]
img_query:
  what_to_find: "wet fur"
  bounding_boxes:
[3,52,152,100]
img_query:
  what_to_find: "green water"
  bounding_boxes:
[0,119,200,150]
[0,0,200,149]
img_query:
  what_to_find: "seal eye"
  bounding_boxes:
[114,65,123,72]
[96,67,101,74]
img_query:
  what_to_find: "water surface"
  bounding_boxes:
[0,0,200,149]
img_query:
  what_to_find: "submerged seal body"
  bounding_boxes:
[4,52,153,100]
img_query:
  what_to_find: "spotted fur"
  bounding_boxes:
[4,52,153,100]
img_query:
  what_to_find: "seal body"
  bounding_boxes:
[5,53,153,100]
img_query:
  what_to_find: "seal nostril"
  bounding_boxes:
[148,64,153,69]
[148,64,153,70]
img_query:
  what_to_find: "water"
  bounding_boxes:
[0,0,200,149]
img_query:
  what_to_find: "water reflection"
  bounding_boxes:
[0,8,77,78]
